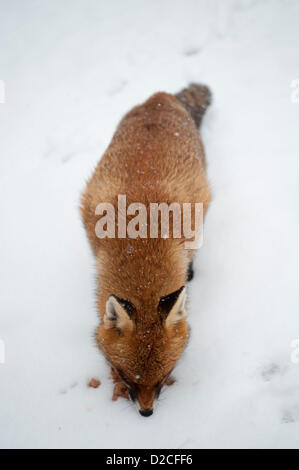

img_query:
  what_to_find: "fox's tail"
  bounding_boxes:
[175,83,212,128]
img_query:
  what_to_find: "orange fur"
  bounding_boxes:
[80,85,211,413]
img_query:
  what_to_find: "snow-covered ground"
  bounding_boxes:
[0,0,299,449]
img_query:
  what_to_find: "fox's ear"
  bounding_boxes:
[104,295,134,332]
[159,286,186,328]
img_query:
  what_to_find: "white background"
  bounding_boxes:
[0,0,299,449]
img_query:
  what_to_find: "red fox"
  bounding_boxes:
[81,84,211,416]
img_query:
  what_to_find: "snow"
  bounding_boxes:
[0,0,299,449]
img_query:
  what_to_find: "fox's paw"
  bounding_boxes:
[165,377,175,386]
[112,382,129,401]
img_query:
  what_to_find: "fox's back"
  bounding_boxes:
[82,91,211,248]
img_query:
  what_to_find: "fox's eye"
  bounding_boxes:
[117,369,138,401]
[155,382,162,398]
[155,370,174,397]
[118,369,138,389]
[128,388,136,402]
[118,369,131,384]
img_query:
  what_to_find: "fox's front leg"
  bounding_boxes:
[165,377,175,386]
[110,367,129,401]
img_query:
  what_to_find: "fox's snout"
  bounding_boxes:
[139,408,153,417]
[131,385,156,417]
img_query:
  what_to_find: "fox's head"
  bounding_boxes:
[97,285,189,416]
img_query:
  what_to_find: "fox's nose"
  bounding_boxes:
[139,408,153,417]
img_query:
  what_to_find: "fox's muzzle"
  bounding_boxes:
[139,408,153,417]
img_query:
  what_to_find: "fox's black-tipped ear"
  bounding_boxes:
[159,286,186,327]
[104,295,135,332]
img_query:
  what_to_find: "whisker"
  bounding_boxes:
[120,402,133,412]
